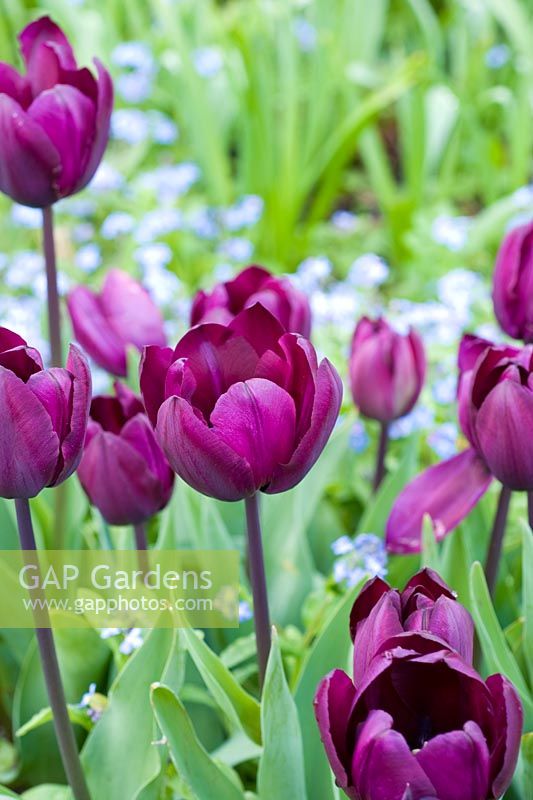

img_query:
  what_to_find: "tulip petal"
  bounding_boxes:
[27,367,73,443]
[386,449,493,554]
[99,270,166,352]
[0,64,31,106]
[475,379,533,490]
[486,674,523,798]
[405,596,474,664]
[0,345,44,380]
[415,722,490,800]
[0,366,59,498]
[228,304,286,356]
[54,345,91,484]
[349,575,391,641]
[67,286,127,376]
[0,94,60,207]
[266,358,342,494]
[210,378,296,489]
[0,328,28,352]
[156,396,255,501]
[140,345,175,425]
[122,414,173,495]
[77,431,164,525]
[226,266,270,307]
[19,16,77,72]
[79,59,113,189]
[313,670,356,795]
[402,568,456,604]
[352,593,403,685]
[354,717,437,800]
[28,84,96,196]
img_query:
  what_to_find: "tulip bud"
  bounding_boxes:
[315,639,522,800]
[349,569,474,682]
[0,327,91,498]
[349,317,426,422]
[0,16,113,208]
[467,342,533,491]
[67,269,166,377]
[190,265,312,337]
[140,304,342,501]
[492,219,533,343]
[77,382,174,526]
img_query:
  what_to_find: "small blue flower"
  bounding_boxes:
[331,210,358,232]
[432,373,457,405]
[89,163,125,193]
[5,251,43,288]
[135,209,184,244]
[348,253,389,288]
[193,47,223,78]
[428,423,458,459]
[116,72,153,104]
[75,244,101,273]
[111,109,150,144]
[293,17,317,52]
[101,212,135,240]
[142,262,182,306]
[239,601,253,623]
[72,223,95,243]
[138,163,201,202]
[99,628,121,640]
[331,535,354,556]
[135,243,173,271]
[485,44,510,69]
[389,406,435,440]
[119,628,144,655]
[221,195,264,231]
[149,111,178,145]
[188,206,219,239]
[218,237,254,262]
[11,204,41,228]
[332,533,387,588]
[431,215,471,251]
[294,256,332,293]
[112,42,154,73]
[349,420,370,454]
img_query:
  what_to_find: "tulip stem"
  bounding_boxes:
[484,485,512,597]
[133,522,150,575]
[42,206,62,367]
[244,494,271,689]
[373,422,389,493]
[14,498,92,800]
[528,492,533,532]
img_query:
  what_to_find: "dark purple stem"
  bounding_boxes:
[373,421,389,493]
[244,494,271,689]
[14,498,91,800]
[42,206,62,367]
[484,485,512,597]
[133,522,149,574]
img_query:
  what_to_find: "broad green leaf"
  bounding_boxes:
[294,581,363,800]
[82,627,176,800]
[151,684,244,800]
[22,788,69,800]
[357,434,420,537]
[421,513,440,571]
[519,733,533,800]
[212,732,262,767]
[16,705,92,738]
[469,563,533,726]
[523,523,533,685]
[440,526,472,611]
[258,630,307,800]
[182,628,261,745]
[0,788,18,799]
[13,629,110,786]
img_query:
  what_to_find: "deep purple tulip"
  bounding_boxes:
[349,569,474,682]
[77,382,174,525]
[349,317,426,422]
[0,16,113,208]
[467,342,533,491]
[140,304,342,501]
[315,634,523,800]
[67,269,166,377]
[0,327,91,498]
[387,335,495,553]
[493,219,533,343]
[190,265,312,337]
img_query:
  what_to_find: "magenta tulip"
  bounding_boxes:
[349,569,474,682]
[67,269,166,377]
[0,326,91,498]
[140,304,342,501]
[349,317,426,423]
[315,634,522,800]
[467,342,533,491]
[77,382,174,526]
[0,16,113,208]
[387,335,495,553]
[493,219,533,343]
[190,265,312,337]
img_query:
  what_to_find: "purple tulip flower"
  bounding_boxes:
[493,219,533,343]
[467,342,533,491]
[77,382,174,526]
[67,269,167,377]
[315,633,522,800]
[349,317,426,423]
[0,16,113,208]
[190,265,312,337]
[349,569,474,682]
[386,335,495,553]
[0,326,91,498]
[140,304,342,501]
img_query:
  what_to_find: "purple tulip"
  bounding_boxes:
[77,382,174,526]
[493,219,533,343]
[67,269,167,377]
[0,326,91,498]
[349,569,474,682]
[0,16,113,208]
[349,317,426,422]
[140,304,342,501]
[467,342,533,491]
[387,335,495,553]
[315,634,523,800]
[190,265,312,337]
